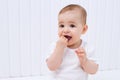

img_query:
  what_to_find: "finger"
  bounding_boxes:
[75,49,86,58]
[78,48,86,54]
[75,50,84,55]
[60,36,68,44]
[76,53,85,61]
[62,36,67,40]
[75,50,80,54]
[75,48,84,53]
[78,53,85,57]
[63,36,68,42]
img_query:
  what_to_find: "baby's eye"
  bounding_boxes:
[59,24,64,28]
[70,24,76,28]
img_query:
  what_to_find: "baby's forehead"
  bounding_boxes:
[59,9,82,19]
[59,8,82,15]
[59,9,83,19]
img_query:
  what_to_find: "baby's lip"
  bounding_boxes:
[64,35,72,41]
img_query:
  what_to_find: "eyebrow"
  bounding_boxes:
[68,21,76,24]
[58,21,76,24]
[58,21,64,24]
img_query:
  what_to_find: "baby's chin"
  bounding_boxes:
[67,44,74,48]
[67,40,81,49]
[67,41,74,47]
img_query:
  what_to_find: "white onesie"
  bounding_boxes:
[46,40,98,80]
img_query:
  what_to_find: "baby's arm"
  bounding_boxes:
[75,48,98,74]
[46,36,67,71]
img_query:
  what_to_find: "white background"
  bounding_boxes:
[0,0,120,79]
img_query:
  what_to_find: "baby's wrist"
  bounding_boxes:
[81,57,88,66]
[56,42,66,48]
[56,43,66,51]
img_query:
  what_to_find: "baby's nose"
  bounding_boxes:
[63,27,70,33]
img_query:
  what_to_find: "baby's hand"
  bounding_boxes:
[75,47,88,65]
[57,36,68,48]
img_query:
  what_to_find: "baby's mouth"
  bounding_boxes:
[64,35,72,41]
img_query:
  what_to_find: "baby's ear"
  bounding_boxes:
[81,24,88,34]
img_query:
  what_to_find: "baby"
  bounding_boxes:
[46,4,99,80]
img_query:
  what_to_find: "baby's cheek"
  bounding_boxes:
[58,32,61,37]
[58,30,63,36]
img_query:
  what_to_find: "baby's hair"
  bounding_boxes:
[59,4,87,25]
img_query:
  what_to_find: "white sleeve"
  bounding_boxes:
[85,44,99,65]
[46,42,56,60]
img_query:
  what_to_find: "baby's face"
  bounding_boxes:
[58,9,85,48]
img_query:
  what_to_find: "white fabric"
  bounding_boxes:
[45,40,98,80]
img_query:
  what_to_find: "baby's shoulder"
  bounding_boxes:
[82,40,95,53]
